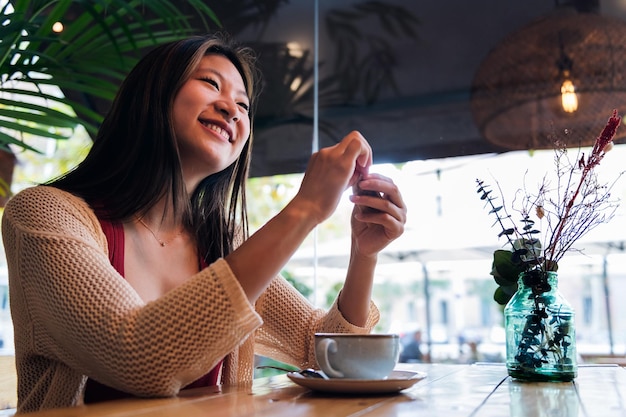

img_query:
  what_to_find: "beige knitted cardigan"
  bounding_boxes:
[2,186,379,413]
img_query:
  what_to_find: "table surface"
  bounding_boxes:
[7,363,626,417]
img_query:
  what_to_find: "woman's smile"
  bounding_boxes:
[199,119,232,142]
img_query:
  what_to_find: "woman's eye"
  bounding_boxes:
[201,77,218,88]
[238,102,250,112]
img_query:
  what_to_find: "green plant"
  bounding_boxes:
[477,109,623,305]
[0,0,218,154]
[477,111,622,379]
[0,176,9,197]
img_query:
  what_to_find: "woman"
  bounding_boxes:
[2,33,406,413]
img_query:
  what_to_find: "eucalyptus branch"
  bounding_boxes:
[476,179,517,248]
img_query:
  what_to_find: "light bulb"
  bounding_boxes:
[560,79,578,113]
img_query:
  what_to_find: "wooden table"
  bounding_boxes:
[7,363,626,417]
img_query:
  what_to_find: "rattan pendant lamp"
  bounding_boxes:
[470,0,626,150]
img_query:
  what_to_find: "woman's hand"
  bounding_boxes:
[292,131,373,225]
[337,172,405,326]
[348,173,406,258]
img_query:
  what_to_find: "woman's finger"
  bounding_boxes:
[352,174,406,221]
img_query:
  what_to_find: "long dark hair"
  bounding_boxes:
[48,33,260,264]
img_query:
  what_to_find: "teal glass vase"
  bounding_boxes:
[504,270,577,382]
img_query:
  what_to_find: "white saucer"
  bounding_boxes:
[286,370,426,394]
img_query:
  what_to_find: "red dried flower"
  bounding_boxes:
[587,109,621,170]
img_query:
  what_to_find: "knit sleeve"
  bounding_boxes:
[253,276,380,369]
[3,186,262,399]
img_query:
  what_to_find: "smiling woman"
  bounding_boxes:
[1,32,406,414]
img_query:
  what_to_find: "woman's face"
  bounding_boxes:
[173,53,251,188]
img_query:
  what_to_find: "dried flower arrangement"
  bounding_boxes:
[475,110,623,381]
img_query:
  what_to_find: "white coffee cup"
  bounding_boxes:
[314,333,400,380]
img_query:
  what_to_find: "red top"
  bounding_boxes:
[84,219,222,403]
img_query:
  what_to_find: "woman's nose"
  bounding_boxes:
[215,99,239,122]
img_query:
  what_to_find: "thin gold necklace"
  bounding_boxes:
[137,217,183,247]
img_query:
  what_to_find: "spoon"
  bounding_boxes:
[256,365,328,379]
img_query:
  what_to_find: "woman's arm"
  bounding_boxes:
[226,131,373,303]
[3,186,261,397]
[254,275,380,369]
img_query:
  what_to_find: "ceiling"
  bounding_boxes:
[61,1,625,177]
[212,0,626,177]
